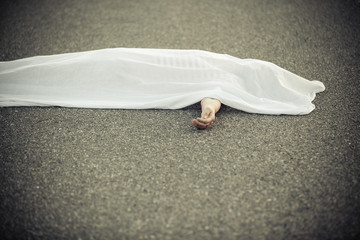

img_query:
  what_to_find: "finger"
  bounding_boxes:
[196,117,212,124]
[192,119,209,129]
[198,114,215,124]
[193,119,208,128]
[194,118,214,128]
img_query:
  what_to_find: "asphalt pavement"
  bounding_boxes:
[0,0,359,239]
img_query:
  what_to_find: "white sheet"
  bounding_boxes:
[0,48,325,115]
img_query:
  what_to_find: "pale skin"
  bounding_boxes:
[192,97,222,129]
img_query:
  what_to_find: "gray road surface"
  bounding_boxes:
[0,0,359,239]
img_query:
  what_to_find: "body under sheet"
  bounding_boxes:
[0,48,325,115]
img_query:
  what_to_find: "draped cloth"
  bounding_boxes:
[0,48,325,115]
